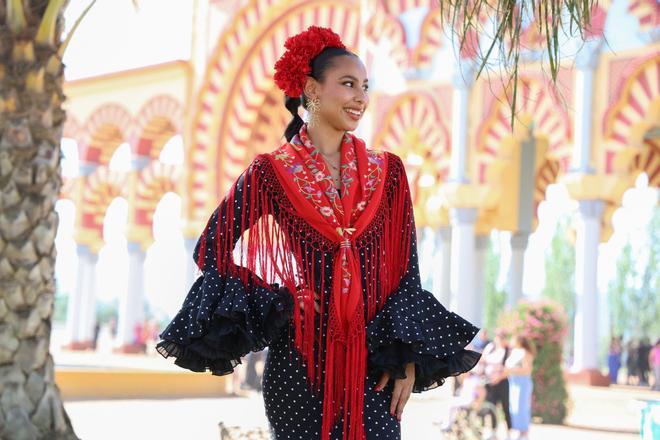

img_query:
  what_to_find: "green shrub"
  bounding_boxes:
[499,299,569,424]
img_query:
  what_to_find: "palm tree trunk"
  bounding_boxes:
[0,1,79,438]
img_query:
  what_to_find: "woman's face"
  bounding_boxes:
[306,55,369,132]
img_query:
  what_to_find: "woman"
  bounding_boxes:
[607,336,622,384]
[650,339,660,391]
[156,26,480,440]
[504,335,535,440]
[481,329,512,431]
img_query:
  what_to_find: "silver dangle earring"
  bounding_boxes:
[306,97,321,128]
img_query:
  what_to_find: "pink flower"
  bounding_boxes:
[314,171,325,182]
[320,206,333,217]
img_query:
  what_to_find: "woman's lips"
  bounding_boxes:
[344,109,362,121]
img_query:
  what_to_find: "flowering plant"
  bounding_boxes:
[498,299,570,424]
[273,26,346,97]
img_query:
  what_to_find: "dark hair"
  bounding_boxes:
[514,335,536,356]
[283,46,357,142]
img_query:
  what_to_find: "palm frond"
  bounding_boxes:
[6,0,27,32]
[440,0,598,129]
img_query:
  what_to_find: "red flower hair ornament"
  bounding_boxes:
[274,26,346,98]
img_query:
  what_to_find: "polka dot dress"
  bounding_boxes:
[156,157,481,440]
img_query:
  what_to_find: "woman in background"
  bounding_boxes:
[504,335,535,440]
[607,336,622,384]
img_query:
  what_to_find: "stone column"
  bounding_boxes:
[450,208,478,323]
[507,231,529,307]
[432,226,452,306]
[449,61,475,184]
[473,234,490,328]
[572,200,603,374]
[115,241,146,352]
[64,244,98,349]
[571,39,600,173]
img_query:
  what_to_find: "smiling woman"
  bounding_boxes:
[156,25,481,440]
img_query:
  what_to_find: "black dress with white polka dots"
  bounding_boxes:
[156,155,481,439]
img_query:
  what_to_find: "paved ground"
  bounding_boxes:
[62,377,654,440]
[53,331,655,440]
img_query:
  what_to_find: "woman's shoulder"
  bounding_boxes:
[366,148,407,178]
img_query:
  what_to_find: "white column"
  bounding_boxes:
[507,231,529,307]
[572,200,604,371]
[473,234,489,328]
[65,244,97,348]
[116,241,147,348]
[77,246,99,346]
[450,208,478,323]
[432,226,452,306]
[449,61,475,183]
[184,237,199,289]
[571,39,601,173]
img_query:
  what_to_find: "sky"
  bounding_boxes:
[55,1,658,322]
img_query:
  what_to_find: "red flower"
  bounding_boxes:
[273,26,346,97]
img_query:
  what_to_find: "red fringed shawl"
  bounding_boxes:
[197,125,414,440]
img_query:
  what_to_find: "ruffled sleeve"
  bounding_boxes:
[365,158,481,391]
[155,159,293,376]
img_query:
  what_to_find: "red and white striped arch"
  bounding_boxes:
[412,8,444,69]
[372,92,451,206]
[135,95,184,160]
[603,55,660,173]
[633,138,660,186]
[81,103,135,165]
[628,0,660,34]
[134,161,182,230]
[63,115,82,141]
[365,5,409,70]
[532,158,561,230]
[476,76,572,181]
[248,87,292,157]
[381,0,434,16]
[189,0,360,226]
[79,167,128,247]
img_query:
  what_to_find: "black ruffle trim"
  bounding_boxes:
[155,273,294,376]
[366,287,481,392]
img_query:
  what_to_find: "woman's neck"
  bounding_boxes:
[306,123,344,157]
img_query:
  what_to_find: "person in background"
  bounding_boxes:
[626,339,638,385]
[649,339,660,391]
[637,338,652,386]
[473,329,491,352]
[481,328,512,431]
[504,335,535,440]
[607,335,622,384]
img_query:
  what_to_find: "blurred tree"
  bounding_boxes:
[608,208,660,341]
[484,236,506,332]
[542,218,575,358]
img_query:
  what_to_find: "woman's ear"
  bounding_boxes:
[303,77,319,101]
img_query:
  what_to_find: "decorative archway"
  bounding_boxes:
[77,167,129,251]
[365,5,409,70]
[81,103,135,165]
[628,0,660,34]
[475,76,572,232]
[189,0,361,229]
[135,95,184,160]
[128,161,182,249]
[372,92,451,226]
[603,55,660,173]
[247,87,292,158]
